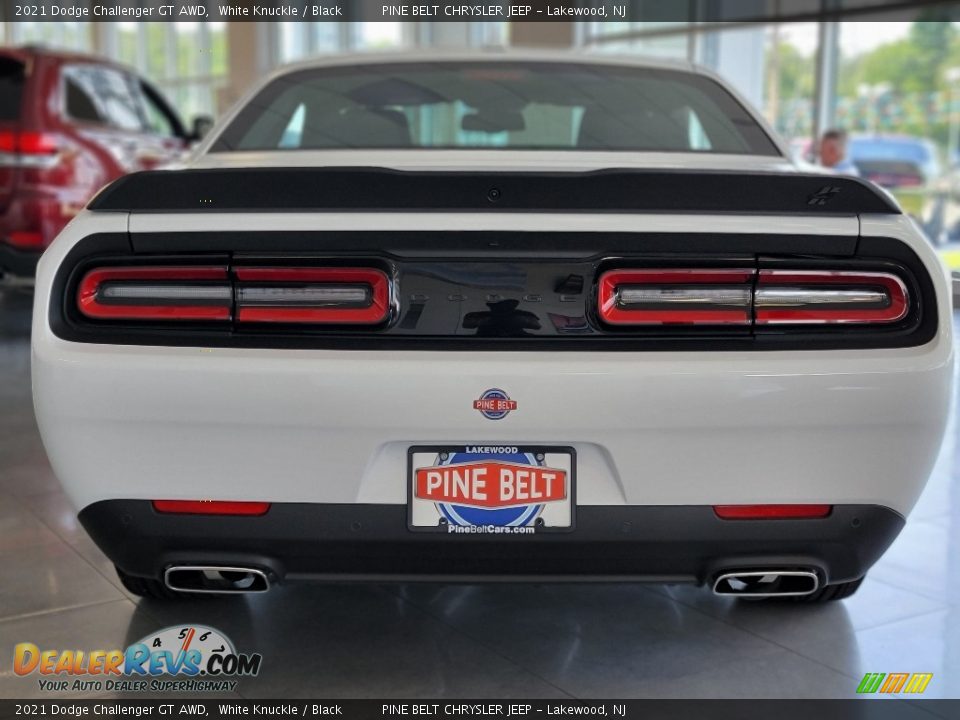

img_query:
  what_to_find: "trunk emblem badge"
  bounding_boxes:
[473,388,517,420]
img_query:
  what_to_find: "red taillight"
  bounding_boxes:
[0,131,16,154]
[0,130,60,158]
[77,266,232,321]
[235,267,390,325]
[714,504,832,520]
[152,500,271,516]
[598,269,755,326]
[75,264,392,326]
[755,270,908,325]
[598,268,910,328]
[7,231,45,249]
[18,131,58,155]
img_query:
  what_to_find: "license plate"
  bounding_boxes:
[407,445,575,533]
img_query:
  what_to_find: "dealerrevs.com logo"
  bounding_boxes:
[13,624,261,694]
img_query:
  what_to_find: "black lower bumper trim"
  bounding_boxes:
[78,501,904,586]
[0,242,41,276]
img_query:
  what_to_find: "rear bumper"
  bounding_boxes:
[0,241,40,276]
[80,500,904,586]
[34,340,953,516]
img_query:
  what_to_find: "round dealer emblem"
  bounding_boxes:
[473,388,517,420]
[435,449,544,527]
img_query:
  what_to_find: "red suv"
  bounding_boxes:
[0,47,203,277]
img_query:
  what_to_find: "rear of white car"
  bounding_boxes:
[31,54,954,602]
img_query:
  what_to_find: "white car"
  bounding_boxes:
[32,52,953,602]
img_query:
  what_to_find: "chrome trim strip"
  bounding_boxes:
[99,284,233,302]
[237,285,370,306]
[617,286,752,309]
[754,287,890,308]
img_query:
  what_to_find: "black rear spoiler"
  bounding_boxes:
[88,167,900,216]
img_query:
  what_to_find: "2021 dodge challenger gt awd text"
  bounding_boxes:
[31,53,954,602]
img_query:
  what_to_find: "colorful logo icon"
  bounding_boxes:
[419,449,564,527]
[857,672,933,694]
[13,625,261,693]
[473,388,517,420]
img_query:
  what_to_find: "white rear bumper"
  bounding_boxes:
[31,211,955,518]
[32,337,952,515]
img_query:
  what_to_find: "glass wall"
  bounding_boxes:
[270,21,506,64]
[763,23,818,154]
[7,20,92,50]
[274,21,410,63]
[583,20,960,158]
[105,22,228,120]
[838,20,960,241]
[582,22,691,58]
[3,21,227,120]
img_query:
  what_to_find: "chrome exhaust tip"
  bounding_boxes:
[164,565,270,594]
[712,570,819,597]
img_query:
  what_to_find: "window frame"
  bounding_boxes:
[135,79,187,140]
[61,63,148,134]
[210,61,783,156]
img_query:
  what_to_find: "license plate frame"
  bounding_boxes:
[407,444,576,534]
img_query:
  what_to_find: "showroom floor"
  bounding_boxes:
[1,283,958,703]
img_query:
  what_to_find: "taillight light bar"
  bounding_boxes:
[598,268,910,328]
[235,267,390,325]
[77,265,391,326]
[78,266,232,321]
[755,270,909,325]
[598,269,755,326]
[0,130,61,168]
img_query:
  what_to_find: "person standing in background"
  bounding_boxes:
[819,129,860,175]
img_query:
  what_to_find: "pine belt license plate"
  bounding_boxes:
[407,445,576,533]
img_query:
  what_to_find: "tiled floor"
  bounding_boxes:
[1,284,958,702]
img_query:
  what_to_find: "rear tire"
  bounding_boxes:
[115,566,202,601]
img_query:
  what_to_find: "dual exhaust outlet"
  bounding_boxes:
[162,565,820,597]
[164,566,271,594]
[712,570,820,597]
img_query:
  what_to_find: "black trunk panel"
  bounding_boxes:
[48,232,936,351]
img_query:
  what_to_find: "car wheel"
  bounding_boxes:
[115,566,206,601]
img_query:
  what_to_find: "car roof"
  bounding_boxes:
[269,48,699,76]
[0,45,133,72]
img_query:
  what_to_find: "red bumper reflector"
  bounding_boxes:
[152,500,271,516]
[7,231,45,249]
[713,504,832,520]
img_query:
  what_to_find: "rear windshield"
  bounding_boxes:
[0,56,25,122]
[211,62,780,156]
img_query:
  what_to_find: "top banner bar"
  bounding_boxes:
[1,0,957,23]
